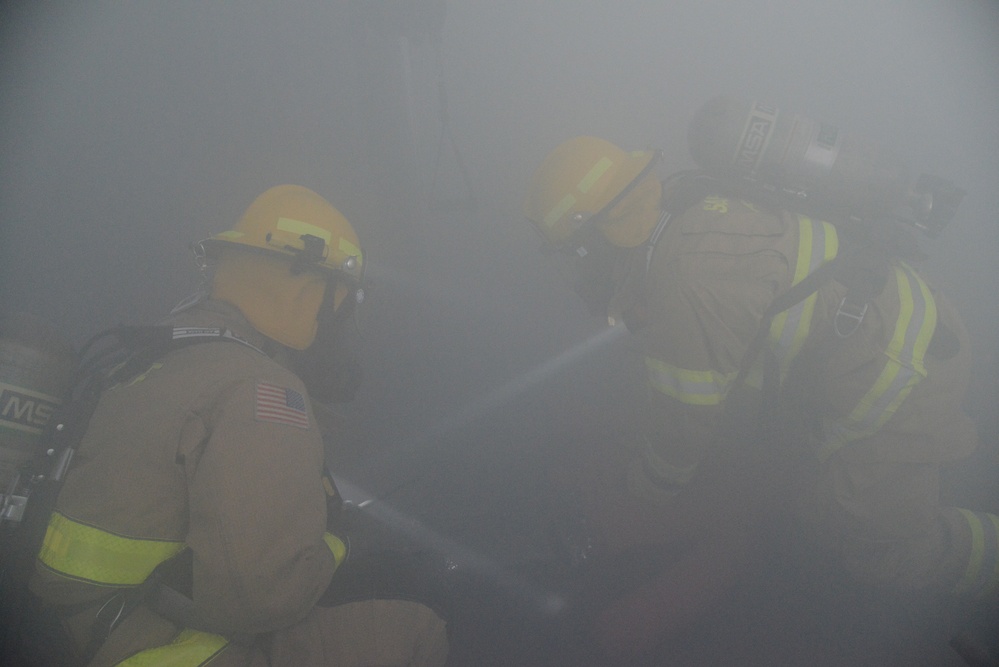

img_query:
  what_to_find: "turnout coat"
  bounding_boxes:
[612,184,996,596]
[29,299,448,666]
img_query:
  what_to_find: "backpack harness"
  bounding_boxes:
[633,172,899,387]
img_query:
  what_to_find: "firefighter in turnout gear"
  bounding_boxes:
[23,185,449,666]
[524,126,997,658]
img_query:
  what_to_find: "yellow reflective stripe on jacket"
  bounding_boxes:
[820,263,937,460]
[324,531,348,571]
[115,628,228,667]
[769,217,838,378]
[645,357,735,406]
[953,509,999,598]
[655,215,837,398]
[886,262,936,377]
[38,511,185,586]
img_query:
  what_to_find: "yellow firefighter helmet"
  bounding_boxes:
[201,184,363,282]
[201,185,364,350]
[524,136,662,248]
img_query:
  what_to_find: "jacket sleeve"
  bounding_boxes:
[181,368,335,634]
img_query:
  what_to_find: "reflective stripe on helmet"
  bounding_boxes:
[115,628,228,667]
[277,217,333,243]
[819,263,937,460]
[953,509,999,598]
[543,157,614,230]
[37,511,185,586]
[577,157,614,193]
[199,186,363,279]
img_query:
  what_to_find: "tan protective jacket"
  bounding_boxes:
[29,299,338,665]
[613,186,997,597]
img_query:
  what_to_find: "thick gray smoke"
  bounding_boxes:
[2,2,996,664]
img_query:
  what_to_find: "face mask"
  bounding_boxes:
[548,224,625,318]
[290,281,364,404]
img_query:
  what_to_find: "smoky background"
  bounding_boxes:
[2,1,997,664]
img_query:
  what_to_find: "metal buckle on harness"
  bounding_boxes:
[834,296,868,338]
[92,592,128,645]
[0,492,27,523]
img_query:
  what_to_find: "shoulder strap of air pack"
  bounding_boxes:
[646,173,899,421]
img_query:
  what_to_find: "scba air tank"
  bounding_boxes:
[0,313,75,502]
[687,95,914,223]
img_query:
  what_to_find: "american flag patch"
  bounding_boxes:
[255,382,310,429]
